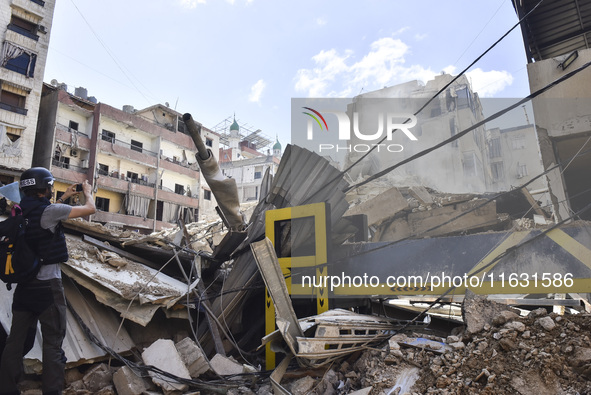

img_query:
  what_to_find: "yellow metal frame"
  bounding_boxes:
[264,202,329,369]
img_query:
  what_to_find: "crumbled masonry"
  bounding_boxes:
[2,145,590,394]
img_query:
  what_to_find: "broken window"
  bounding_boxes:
[491,162,504,180]
[462,152,477,178]
[0,89,27,115]
[450,118,458,147]
[174,183,185,195]
[456,86,472,110]
[512,136,526,150]
[206,138,213,147]
[7,15,40,41]
[204,190,211,200]
[131,139,143,153]
[69,120,79,131]
[101,129,115,143]
[126,171,138,182]
[95,197,110,212]
[517,163,528,178]
[3,48,36,77]
[488,138,501,158]
[98,163,109,176]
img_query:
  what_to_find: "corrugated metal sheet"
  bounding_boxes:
[514,0,591,62]
[0,276,135,374]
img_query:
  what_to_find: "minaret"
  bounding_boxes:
[229,115,240,160]
[273,136,282,158]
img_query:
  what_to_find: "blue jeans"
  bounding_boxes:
[0,278,67,395]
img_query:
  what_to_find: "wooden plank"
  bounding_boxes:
[521,188,548,218]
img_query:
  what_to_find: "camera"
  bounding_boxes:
[75,184,83,192]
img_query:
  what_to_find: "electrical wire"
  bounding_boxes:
[301,0,546,205]
[344,57,591,193]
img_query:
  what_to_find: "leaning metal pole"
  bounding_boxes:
[183,113,246,231]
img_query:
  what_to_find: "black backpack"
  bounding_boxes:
[0,205,41,290]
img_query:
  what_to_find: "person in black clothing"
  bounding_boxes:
[0,167,96,395]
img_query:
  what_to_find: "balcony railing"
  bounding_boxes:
[0,102,27,115]
[103,137,158,157]
[57,123,89,138]
[52,159,87,174]
[100,170,156,188]
[7,24,39,41]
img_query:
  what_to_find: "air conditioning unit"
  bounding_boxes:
[81,160,89,169]
[38,25,47,34]
[70,149,78,157]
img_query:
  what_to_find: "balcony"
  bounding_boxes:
[99,138,158,168]
[160,155,200,178]
[7,24,39,41]
[0,102,27,115]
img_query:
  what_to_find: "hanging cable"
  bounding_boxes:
[301,0,545,205]
[344,58,591,193]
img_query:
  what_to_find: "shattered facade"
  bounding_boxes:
[0,0,57,183]
[33,83,223,231]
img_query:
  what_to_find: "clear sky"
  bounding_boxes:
[43,0,530,150]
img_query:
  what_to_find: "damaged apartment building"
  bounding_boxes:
[0,0,56,183]
[32,82,222,232]
[342,74,547,204]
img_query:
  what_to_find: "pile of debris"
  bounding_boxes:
[3,144,591,394]
[270,293,591,395]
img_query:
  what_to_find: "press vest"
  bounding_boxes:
[20,196,69,264]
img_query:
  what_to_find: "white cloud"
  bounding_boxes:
[414,33,428,41]
[393,27,410,35]
[249,79,266,103]
[466,68,513,97]
[180,0,206,8]
[316,17,327,26]
[294,37,437,97]
[294,38,514,98]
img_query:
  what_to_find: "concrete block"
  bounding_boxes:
[141,339,191,392]
[408,199,497,237]
[210,354,243,377]
[408,186,434,205]
[175,337,210,378]
[82,363,114,393]
[113,366,150,395]
[345,187,408,226]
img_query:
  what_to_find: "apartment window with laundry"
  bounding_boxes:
[8,15,39,41]
[126,171,138,182]
[203,190,212,200]
[130,139,143,153]
[95,197,110,212]
[101,129,115,143]
[3,51,37,77]
[205,138,213,147]
[0,90,27,115]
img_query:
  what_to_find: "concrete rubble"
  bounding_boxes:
[1,145,590,394]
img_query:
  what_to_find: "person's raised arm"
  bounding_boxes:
[66,180,96,218]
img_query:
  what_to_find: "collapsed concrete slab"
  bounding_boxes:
[345,186,409,226]
[113,366,150,395]
[175,337,210,378]
[141,339,192,392]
